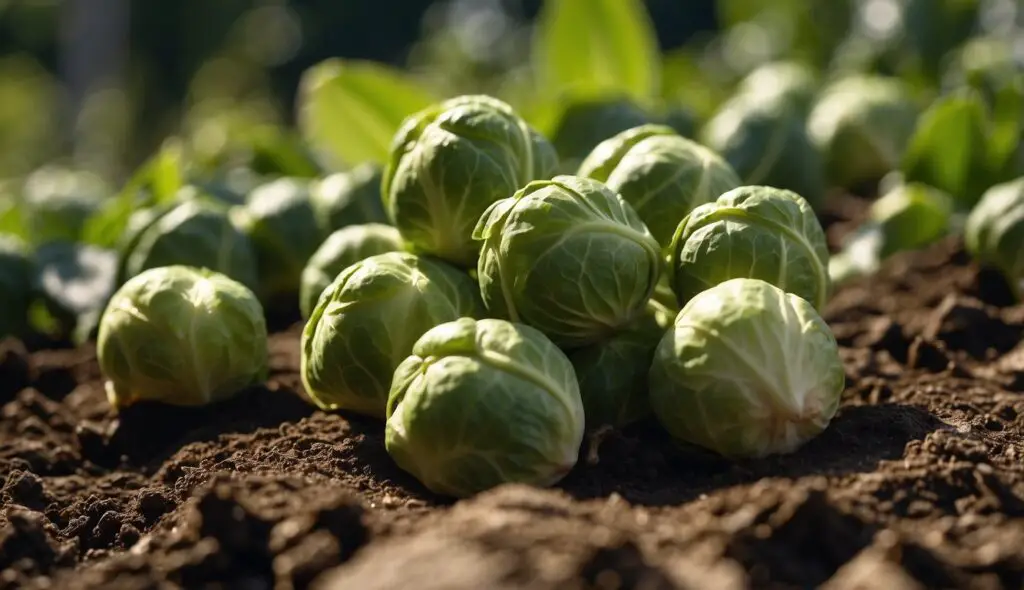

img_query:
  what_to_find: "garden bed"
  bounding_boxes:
[2,195,1023,589]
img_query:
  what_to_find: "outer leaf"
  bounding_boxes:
[901,91,988,209]
[534,0,660,103]
[297,59,438,171]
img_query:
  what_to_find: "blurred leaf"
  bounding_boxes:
[988,75,1024,181]
[533,0,660,103]
[297,59,438,171]
[32,241,118,343]
[0,193,26,239]
[902,90,989,208]
[82,140,186,248]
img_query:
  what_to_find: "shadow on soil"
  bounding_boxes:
[559,402,947,507]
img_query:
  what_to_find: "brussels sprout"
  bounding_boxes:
[474,175,661,348]
[116,197,259,291]
[301,251,484,418]
[578,125,742,247]
[649,278,844,459]
[702,92,826,209]
[0,235,33,338]
[550,96,655,168]
[233,177,325,306]
[808,75,919,189]
[299,223,404,319]
[97,265,268,408]
[34,242,118,343]
[829,182,954,284]
[383,95,558,268]
[736,61,818,113]
[660,106,698,138]
[385,317,584,498]
[669,186,830,310]
[310,163,389,233]
[22,166,108,244]
[965,177,1024,297]
[566,307,665,431]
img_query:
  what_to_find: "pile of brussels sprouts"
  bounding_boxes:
[66,94,852,499]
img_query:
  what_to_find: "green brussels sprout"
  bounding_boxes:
[550,96,655,168]
[660,106,698,138]
[965,177,1024,297]
[808,75,919,189]
[474,175,661,348]
[22,166,108,244]
[668,186,830,311]
[383,95,558,268]
[566,307,665,431]
[829,182,954,285]
[0,235,33,338]
[385,317,584,498]
[97,265,268,409]
[34,242,118,344]
[299,223,404,319]
[736,61,818,113]
[649,278,844,459]
[702,92,826,209]
[578,125,742,247]
[232,177,325,306]
[116,197,259,291]
[301,251,485,418]
[310,163,389,233]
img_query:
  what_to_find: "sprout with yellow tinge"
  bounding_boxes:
[97,265,268,409]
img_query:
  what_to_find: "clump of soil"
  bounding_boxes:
[3,196,1023,589]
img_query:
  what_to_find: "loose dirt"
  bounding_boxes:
[2,194,1023,589]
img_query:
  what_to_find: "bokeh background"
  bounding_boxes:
[0,0,719,181]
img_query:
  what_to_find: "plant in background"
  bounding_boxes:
[807,75,919,190]
[964,176,1024,298]
[830,181,954,285]
[648,278,844,459]
[548,96,656,169]
[382,94,558,268]
[578,124,742,247]
[301,251,484,418]
[385,317,585,498]
[97,265,268,408]
[309,162,390,233]
[21,166,109,244]
[702,91,826,209]
[116,195,259,291]
[32,242,119,344]
[231,177,325,308]
[474,175,661,348]
[0,234,33,338]
[735,60,819,114]
[299,223,404,319]
[668,186,830,310]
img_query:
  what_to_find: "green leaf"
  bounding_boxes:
[988,75,1024,181]
[297,59,438,171]
[901,91,989,209]
[533,0,660,104]
[0,190,26,240]
[81,140,186,248]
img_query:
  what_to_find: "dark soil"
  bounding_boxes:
[3,194,1024,589]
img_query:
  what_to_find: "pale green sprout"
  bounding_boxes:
[116,197,259,291]
[668,186,831,310]
[383,95,558,268]
[299,223,404,319]
[964,177,1024,298]
[736,61,818,114]
[97,266,268,409]
[807,75,919,189]
[474,175,661,348]
[579,124,742,247]
[649,278,845,459]
[232,177,325,306]
[385,317,585,498]
[301,252,485,418]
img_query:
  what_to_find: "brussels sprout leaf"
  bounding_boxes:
[82,140,186,248]
[297,59,437,171]
[533,0,660,104]
[901,91,989,209]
